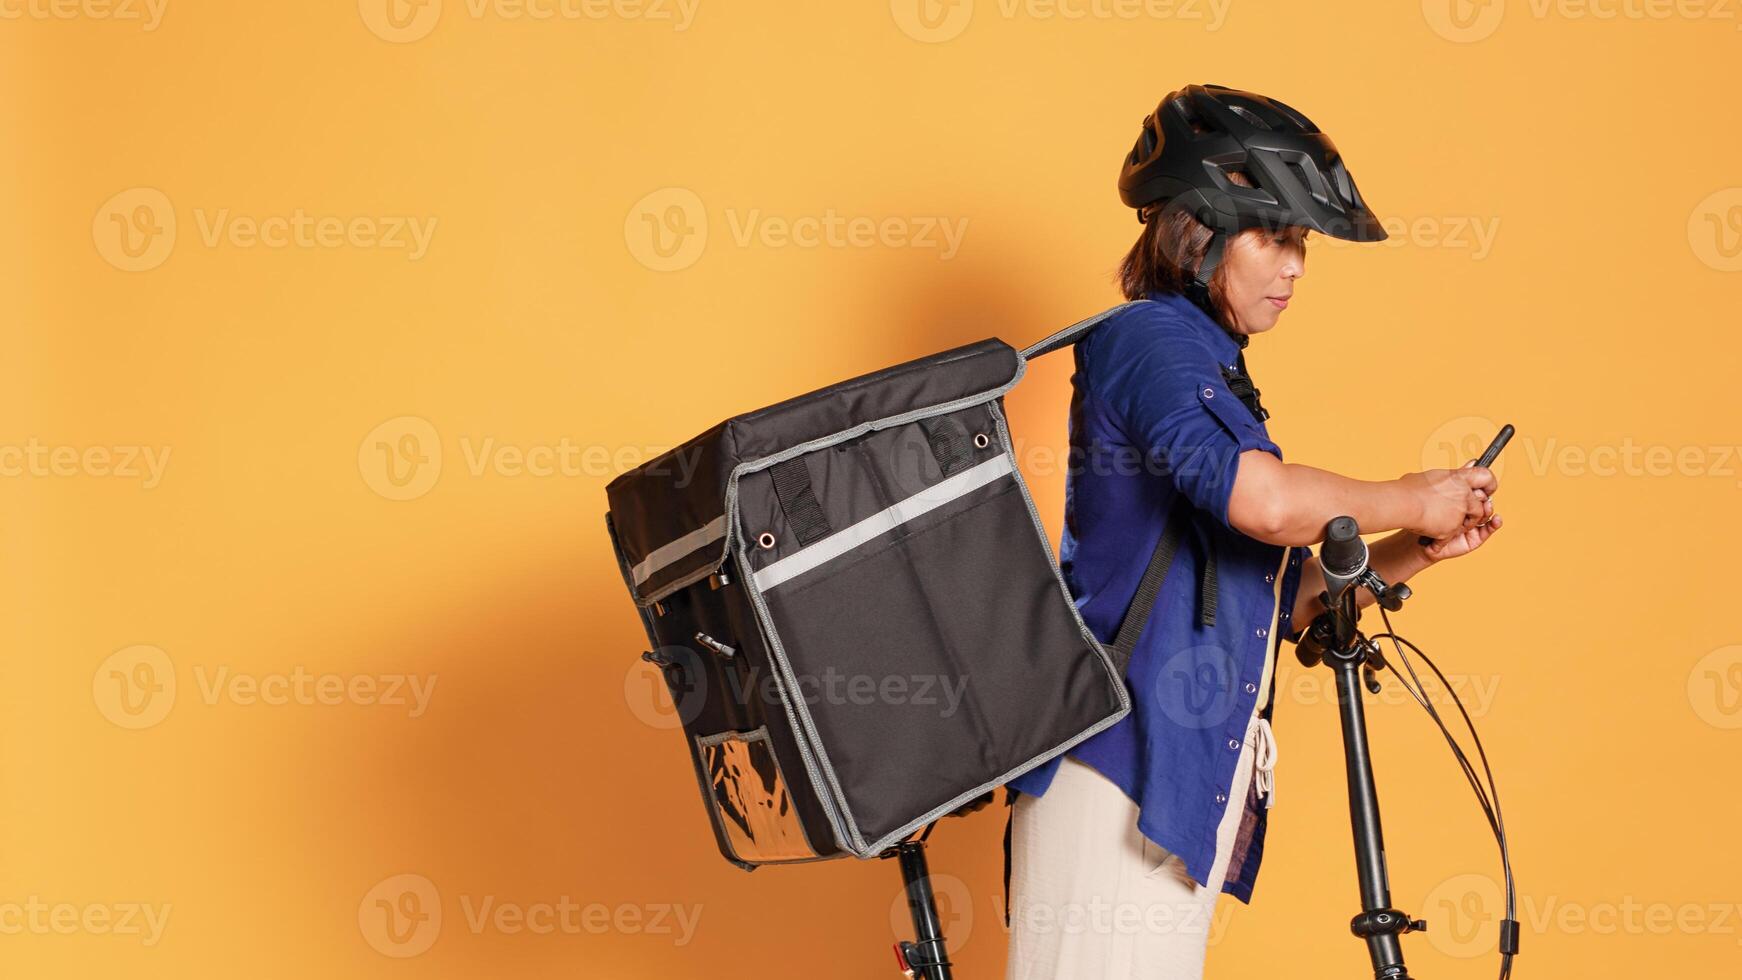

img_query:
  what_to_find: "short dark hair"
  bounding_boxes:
[1115,172,1306,328]
[1115,199,1232,318]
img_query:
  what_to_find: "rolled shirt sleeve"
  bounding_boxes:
[1084,311,1284,532]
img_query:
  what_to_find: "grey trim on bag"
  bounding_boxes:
[693,724,825,865]
[631,515,727,586]
[727,389,1136,857]
[1017,299,1154,361]
[751,454,1015,593]
[848,410,1133,854]
[681,302,1148,859]
[720,358,1038,857]
[985,398,1133,716]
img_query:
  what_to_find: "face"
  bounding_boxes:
[1216,226,1307,336]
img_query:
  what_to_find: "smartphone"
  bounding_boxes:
[1419,423,1513,546]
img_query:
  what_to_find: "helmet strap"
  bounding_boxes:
[1185,230,1250,350]
[1183,230,1226,321]
[1193,230,1226,289]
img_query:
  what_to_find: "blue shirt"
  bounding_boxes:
[1007,290,1314,903]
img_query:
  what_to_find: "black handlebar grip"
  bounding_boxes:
[1322,516,1364,576]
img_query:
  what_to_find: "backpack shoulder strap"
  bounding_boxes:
[1018,299,1157,362]
[1106,495,1195,676]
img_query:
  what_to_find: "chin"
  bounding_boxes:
[1247,309,1282,333]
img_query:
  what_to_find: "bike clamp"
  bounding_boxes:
[1350,908,1427,938]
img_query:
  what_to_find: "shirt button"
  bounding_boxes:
[1215,793,1228,804]
[1264,572,1274,583]
[1245,682,1257,694]
[1227,738,1239,751]
[1256,627,1267,637]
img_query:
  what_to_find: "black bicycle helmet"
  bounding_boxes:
[1119,83,1386,288]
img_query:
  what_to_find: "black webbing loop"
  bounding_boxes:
[769,457,832,546]
[1107,497,1191,675]
[1193,521,1218,628]
[1220,349,1270,423]
[920,416,973,476]
[1001,787,1017,928]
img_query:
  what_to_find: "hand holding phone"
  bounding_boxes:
[1418,423,1514,547]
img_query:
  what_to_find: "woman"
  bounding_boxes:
[1002,84,1504,979]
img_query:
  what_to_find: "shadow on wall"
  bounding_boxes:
[319,249,1080,976]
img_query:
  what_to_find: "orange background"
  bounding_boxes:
[4,0,1740,976]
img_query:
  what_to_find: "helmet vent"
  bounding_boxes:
[1229,105,1270,130]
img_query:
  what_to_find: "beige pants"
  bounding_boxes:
[1005,711,1276,980]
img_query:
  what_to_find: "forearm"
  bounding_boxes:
[1229,451,1422,546]
[1287,530,1436,636]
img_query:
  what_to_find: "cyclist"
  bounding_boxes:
[1003,83,1504,980]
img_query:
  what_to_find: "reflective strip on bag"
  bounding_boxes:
[752,454,1015,593]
